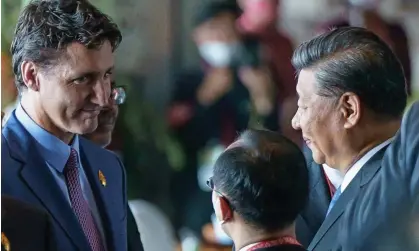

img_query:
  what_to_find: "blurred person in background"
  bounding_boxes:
[83,83,145,251]
[209,129,308,251]
[168,0,278,241]
[315,0,412,96]
[291,27,406,250]
[83,83,176,251]
[236,0,300,145]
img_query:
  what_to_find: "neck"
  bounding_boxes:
[234,223,295,251]
[21,94,74,144]
[333,120,400,172]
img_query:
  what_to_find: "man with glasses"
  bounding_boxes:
[2,0,128,250]
[208,129,308,251]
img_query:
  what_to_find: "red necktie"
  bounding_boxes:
[64,148,105,251]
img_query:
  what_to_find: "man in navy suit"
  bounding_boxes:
[340,101,419,251]
[1,0,126,250]
[290,27,407,250]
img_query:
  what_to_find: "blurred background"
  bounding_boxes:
[1,0,419,250]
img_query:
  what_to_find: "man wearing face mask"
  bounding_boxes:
[168,0,278,238]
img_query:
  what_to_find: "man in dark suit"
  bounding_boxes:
[1,196,56,251]
[339,101,419,251]
[84,84,144,251]
[209,129,308,251]
[290,27,407,250]
[2,0,127,250]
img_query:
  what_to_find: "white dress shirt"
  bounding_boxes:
[322,164,344,189]
[340,138,393,192]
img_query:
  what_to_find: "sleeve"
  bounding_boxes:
[339,101,419,251]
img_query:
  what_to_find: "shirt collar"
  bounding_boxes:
[15,103,81,173]
[340,137,393,192]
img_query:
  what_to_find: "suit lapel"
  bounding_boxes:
[300,160,331,232]
[308,147,387,250]
[4,114,90,250]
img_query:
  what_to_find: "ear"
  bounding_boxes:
[21,61,40,92]
[339,92,361,129]
[219,197,233,222]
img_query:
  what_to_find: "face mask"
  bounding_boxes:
[198,42,239,68]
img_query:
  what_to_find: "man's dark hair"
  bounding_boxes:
[213,129,309,232]
[194,0,242,27]
[11,0,122,93]
[292,26,407,119]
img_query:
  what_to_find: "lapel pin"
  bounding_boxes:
[98,170,107,187]
[1,232,10,251]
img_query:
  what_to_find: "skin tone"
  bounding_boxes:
[20,41,115,144]
[292,68,401,172]
[84,102,119,148]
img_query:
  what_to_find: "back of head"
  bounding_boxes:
[11,0,122,93]
[213,129,308,232]
[292,26,407,120]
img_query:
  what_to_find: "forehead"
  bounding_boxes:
[296,69,317,100]
[60,41,114,73]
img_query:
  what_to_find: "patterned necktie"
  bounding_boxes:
[64,148,105,251]
[326,186,342,216]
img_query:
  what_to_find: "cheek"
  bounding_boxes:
[299,111,315,133]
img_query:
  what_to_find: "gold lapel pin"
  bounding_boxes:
[98,170,107,187]
[1,232,10,251]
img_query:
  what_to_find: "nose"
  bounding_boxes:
[92,80,111,107]
[291,110,300,130]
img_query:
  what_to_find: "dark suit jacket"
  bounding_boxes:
[127,207,144,251]
[308,146,388,251]
[296,148,331,247]
[1,112,128,251]
[340,102,419,251]
[1,196,56,251]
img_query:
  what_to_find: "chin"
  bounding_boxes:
[311,148,326,165]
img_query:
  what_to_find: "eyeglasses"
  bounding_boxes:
[206,176,234,210]
[206,177,224,197]
[111,87,126,105]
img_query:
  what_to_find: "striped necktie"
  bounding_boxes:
[326,186,342,216]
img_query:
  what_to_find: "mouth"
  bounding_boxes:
[82,109,101,115]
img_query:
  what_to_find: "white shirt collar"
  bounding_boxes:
[340,137,393,193]
[322,164,344,189]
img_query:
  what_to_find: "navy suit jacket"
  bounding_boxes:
[1,112,128,251]
[296,150,330,248]
[340,102,419,251]
[308,146,388,251]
